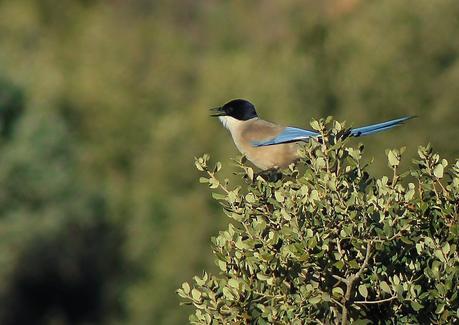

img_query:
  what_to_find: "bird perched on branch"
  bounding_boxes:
[211,99,413,170]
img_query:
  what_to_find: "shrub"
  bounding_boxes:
[178,119,458,324]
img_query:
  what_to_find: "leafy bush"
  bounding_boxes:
[178,119,458,324]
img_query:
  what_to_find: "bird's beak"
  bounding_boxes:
[209,106,226,117]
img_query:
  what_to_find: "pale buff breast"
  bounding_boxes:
[219,116,300,170]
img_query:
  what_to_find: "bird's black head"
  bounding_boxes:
[210,99,258,121]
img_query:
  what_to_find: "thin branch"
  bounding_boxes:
[354,295,397,304]
[340,240,373,325]
[391,165,398,189]
[241,222,254,240]
[432,182,440,200]
[253,290,283,300]
[436,179,450,199]
[372,229,406,243]
[355,241,372,279]
[332,274,348,284]
[331,297,344,309]
[206,170,230,194]
[387,231,404,241]
[336,238,343,257]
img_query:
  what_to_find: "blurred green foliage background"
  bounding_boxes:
[0,0,457,324]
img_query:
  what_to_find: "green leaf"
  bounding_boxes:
[410,301,423,311]
[433,164,444,178]
[246,167,254,180]
[380,281,391,294]
[334,260,344,270]
[310,190,319,201]
[358,284,368,299]
[332,287,344,297]
[310,120,320,130]
[322,292,331,302]
[208,178,219,188]
[228,278,239,289]
[347,148,361,161]
[245,193,256,203]
[195,159,204,171]
[235,238,248,250]
[211,192,226,200]
[217,260,226,271]
[349,259,359,269]
[353,320,371,325]
[435,303,445,314]
[266,277,274,286]
[387,150,400,167]
[274,191,284,203]
[256,273,270,281]
[222,287,234,300]
[194,275,205,286]
[315,157,326,169]
[181,282,190,294]
[405,183,415,200]
[431,260,441,278]
[415,243,423,254]
[441,242,450,255]
[191,288,201,301]
[400,236,413,244]
[434,249,446,262]
[308,295,321,304]
[333,121,342,131]
[352,319,373,325]
[280,208,291,221]
[227,190,239,203]
[214,161,222,172]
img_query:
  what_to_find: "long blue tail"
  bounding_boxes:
[350,116,414,137]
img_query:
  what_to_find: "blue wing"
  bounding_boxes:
[252,127,319,147]
[252,117,414,147]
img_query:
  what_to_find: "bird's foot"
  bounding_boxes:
[254,168,283,182]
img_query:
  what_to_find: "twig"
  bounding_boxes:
[340,240,373,325]
[332,274,348,284]
[331,297,344,309]
[354,295,397,304]
[336,238,343,257]
[355,241,372,279]
[392,165,398,188]
[253,290,283,300]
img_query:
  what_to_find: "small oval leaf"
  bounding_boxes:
[358,284,368,299]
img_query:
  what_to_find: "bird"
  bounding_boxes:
[210,99,413,170]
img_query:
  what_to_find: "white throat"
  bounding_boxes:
[218,116,253,134]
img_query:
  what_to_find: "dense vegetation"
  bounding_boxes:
[0,1,458,324]
[180,121,458,324]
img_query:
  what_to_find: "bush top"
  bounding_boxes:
[180,119,459,324]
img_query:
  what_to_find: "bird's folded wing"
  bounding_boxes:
[252,116,414,147]
[251,127,319,147]
[350,116,414,137]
